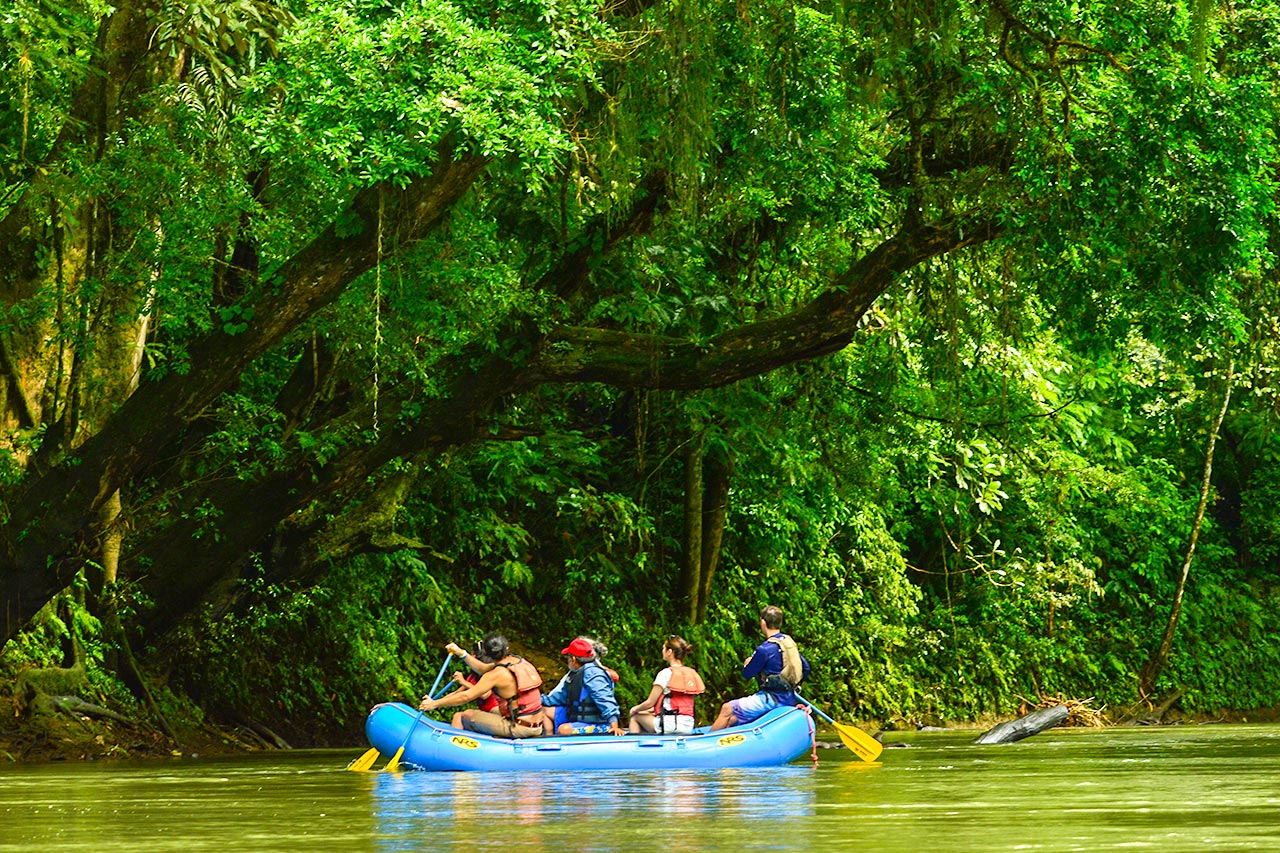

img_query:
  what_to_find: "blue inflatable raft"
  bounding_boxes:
[364,702,816,772]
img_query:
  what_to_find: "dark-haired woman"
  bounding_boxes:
[444,638,503,728]
[627,636,706,734]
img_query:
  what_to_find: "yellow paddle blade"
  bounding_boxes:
[381,746,406,773]
[346,747,380,772]
[834,722,883,762]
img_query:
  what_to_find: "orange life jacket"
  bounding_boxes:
[660,666,706,717]
[496,656,544,720]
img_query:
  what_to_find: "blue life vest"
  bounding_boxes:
[564,661,607,723]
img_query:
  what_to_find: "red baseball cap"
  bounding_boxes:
[561,638,595,657]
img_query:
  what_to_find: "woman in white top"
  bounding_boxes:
[627,635,706,734]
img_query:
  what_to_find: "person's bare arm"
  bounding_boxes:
[629,683,664,717]
[420,669,505,711]
[446,642,498,675]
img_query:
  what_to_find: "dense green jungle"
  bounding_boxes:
[4,0,1280,759]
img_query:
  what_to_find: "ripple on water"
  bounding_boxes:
[1,727,1279,851]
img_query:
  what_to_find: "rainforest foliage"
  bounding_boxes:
[3,0,1280,745]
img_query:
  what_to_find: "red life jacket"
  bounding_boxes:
[496,656,544,720]
[660,666,706,717]
[464,672,502,713]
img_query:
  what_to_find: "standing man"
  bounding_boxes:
[710,605,811,730]
[540,636,626,736]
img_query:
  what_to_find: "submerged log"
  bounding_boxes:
[975,704,1069,744]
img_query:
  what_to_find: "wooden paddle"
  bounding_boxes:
[346,653,454,772]
[799,695,883,762]
[383,653,455,772]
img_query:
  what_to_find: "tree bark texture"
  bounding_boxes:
[696,446,732,625]
[681,432,706,623]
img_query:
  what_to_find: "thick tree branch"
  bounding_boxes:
[531,218,1001,389]
[127,215,1001,640]
[539,170,668,300]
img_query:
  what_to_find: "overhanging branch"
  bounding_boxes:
[531,217,1001,390]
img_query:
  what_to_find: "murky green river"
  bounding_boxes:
[2,723,1279,851]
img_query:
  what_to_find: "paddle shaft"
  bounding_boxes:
[801,698,837,726]
[416,653,458,731]
[427,653,455,699]
[386,653,455,771]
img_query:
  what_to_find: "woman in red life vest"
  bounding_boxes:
[627,635,706,734]
[447,639,503,728]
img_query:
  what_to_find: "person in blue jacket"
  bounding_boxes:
[540,636,626,736]
[710,604,811,730]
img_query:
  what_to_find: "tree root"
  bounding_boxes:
[38,694,139,726]
[232,715,291,750]
[1120,687,1186,726]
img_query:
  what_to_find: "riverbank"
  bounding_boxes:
[5,686,1279,766]
[0,691,258,764]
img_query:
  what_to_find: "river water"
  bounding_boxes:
[2,723,1279,851]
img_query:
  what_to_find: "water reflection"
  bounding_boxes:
[368,766,817,852]
[6,726,1280,852]
[810,725,1280,853]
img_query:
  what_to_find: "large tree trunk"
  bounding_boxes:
[678,435,732,626]
[696,446,732,625]
[681,431,706,622]
[0,148,488,645]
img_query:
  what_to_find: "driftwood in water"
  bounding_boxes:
[975,704,1069,744]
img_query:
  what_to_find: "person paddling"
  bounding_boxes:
[418,633,545,739]
[443,639,503,728]
[628,635,705,734]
